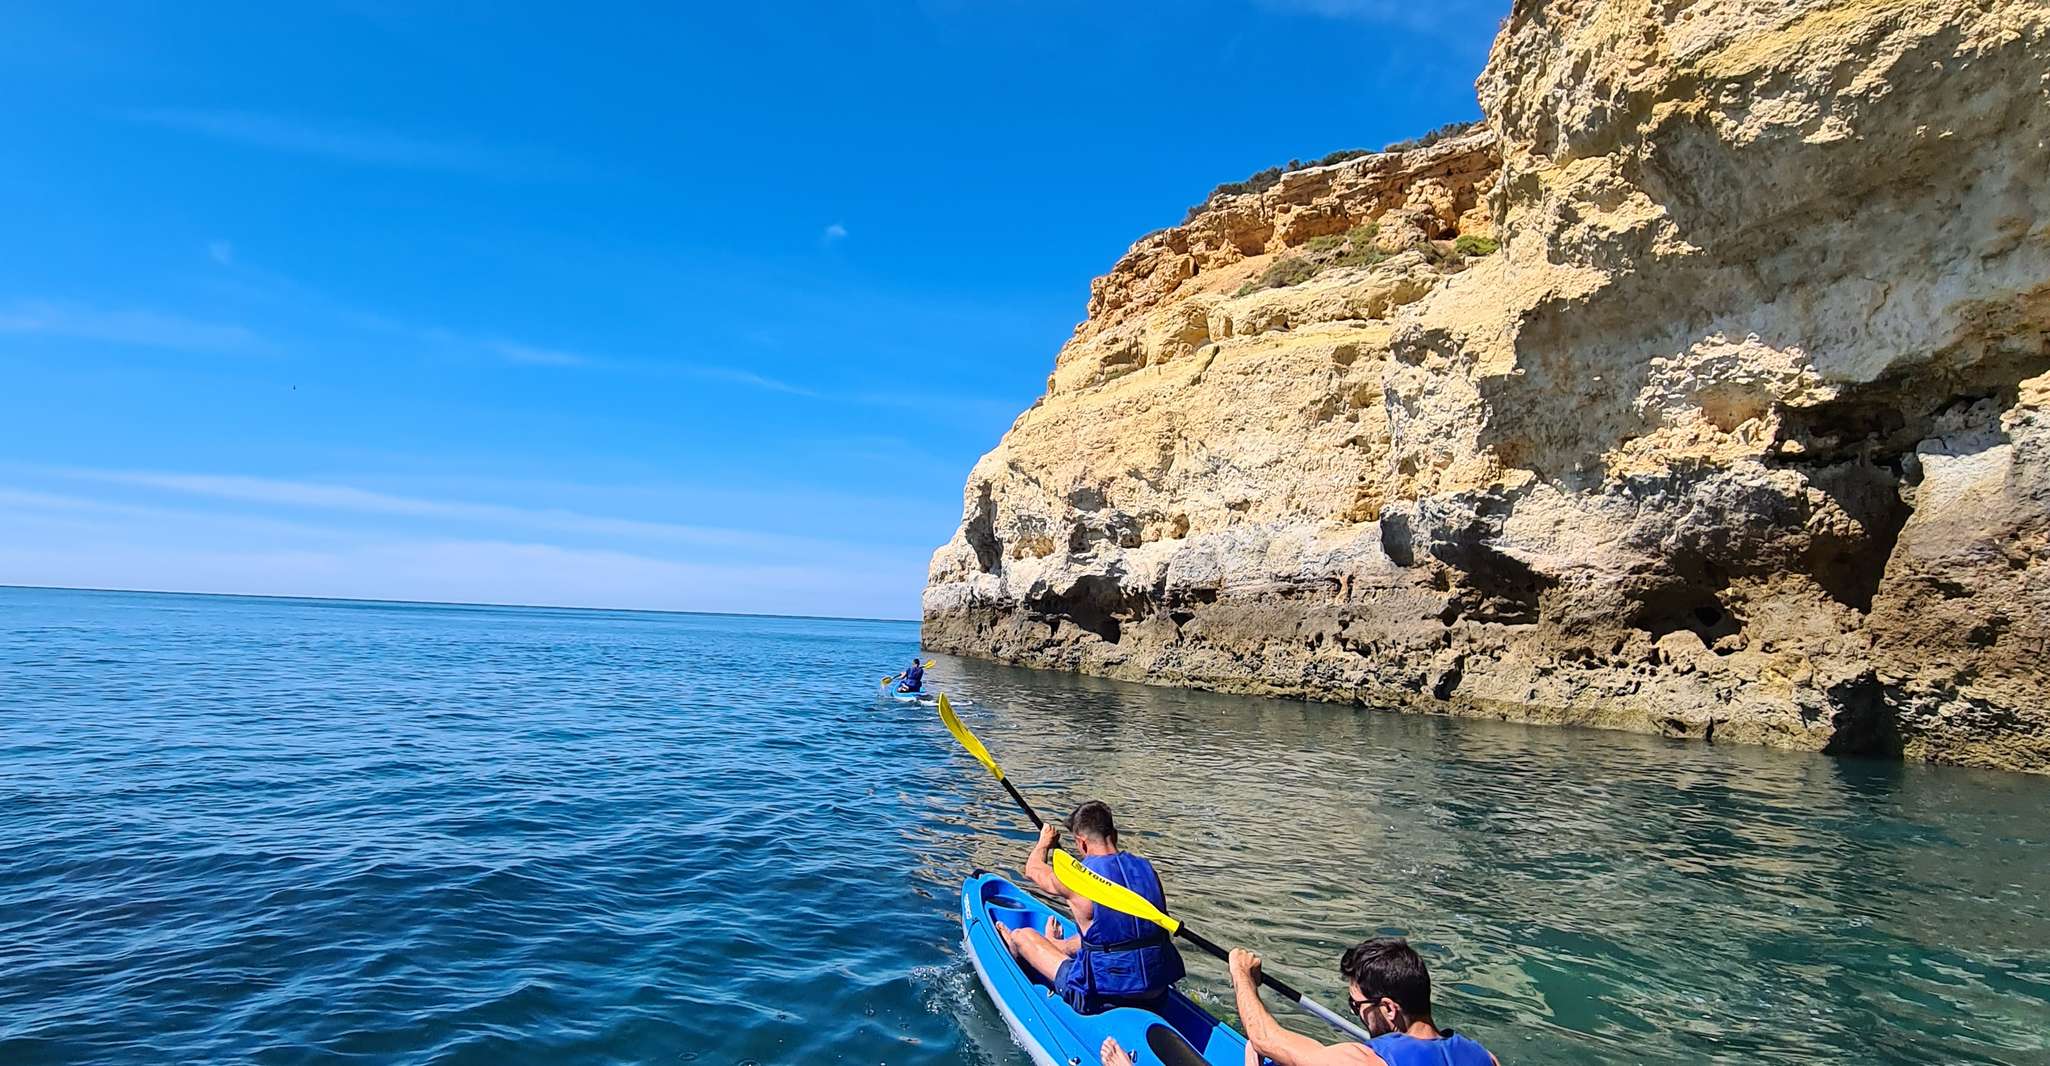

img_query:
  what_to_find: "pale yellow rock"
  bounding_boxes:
[926,0,2050,773]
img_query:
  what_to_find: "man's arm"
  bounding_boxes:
[1230,950,1381,1066]
[1023,824,1060,895]
[1022,825,1094,928]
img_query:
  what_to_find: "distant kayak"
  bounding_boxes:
[961,872,1249,1066]
[880,689,969,705]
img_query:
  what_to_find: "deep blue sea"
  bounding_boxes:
[3,587,2047,1065]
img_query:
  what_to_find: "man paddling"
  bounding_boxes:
[1129,940,1492,1066]
[999,801,1186,1013]
[1102,939,1496,1066]
[895,658,925,693]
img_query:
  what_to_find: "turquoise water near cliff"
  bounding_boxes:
[2,586,2046,1064]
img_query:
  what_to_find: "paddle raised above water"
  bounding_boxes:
[936,693,1370,1043]
[1052,851,1374,1044]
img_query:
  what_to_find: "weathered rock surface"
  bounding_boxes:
[925,0,2050,773]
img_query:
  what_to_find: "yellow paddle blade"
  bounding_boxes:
[1053,850,1181,936]
[925,659,936,668]
[937,694,1004,782]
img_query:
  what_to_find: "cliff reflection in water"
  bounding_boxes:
[913,655,2050,1066]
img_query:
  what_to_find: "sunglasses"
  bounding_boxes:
[1349,992,1378,1016]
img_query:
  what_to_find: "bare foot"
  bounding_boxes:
[1101,1037,1133,1066]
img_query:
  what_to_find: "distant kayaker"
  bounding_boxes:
[998,801,1186,1014]
[896,659,925,693]
[1111,940,1495,1066]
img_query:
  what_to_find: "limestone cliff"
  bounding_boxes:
[925,0,2050,773]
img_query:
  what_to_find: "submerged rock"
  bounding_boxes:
[925,0,2050,773]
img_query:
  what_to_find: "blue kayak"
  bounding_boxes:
[961,872,1250,1066]
[882,690,969,705]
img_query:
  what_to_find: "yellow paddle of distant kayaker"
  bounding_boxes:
[935,694,1372,1043]
[881,659,937,690]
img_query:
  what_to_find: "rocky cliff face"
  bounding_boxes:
[924,0,2050,773]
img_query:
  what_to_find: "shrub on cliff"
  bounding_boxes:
[1311,148,1373,168]
[1332,224,1384,268]
[1184,149,1376,224]
[1193,165,1289,219]
[1454,234,1500,257]
[1236,226,1388,296]
[1235,256,1319,296]
[1382,120,1479,153]
[1181,124,1478,225]
[1299,224,1384,269]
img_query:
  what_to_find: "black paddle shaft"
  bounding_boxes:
[1176,926,1310,1003]
[998,777,1044,829]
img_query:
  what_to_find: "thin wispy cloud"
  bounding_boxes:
[678,365,818,397]
[334,309,595,371]
[443,334,810,393]
[1260,0,1394,16]
[0,487,355,543]
[0,485,920,617]
[169,247,1003,411]
[171,249,589,373]
[0,301,259,352]
[43,467,890,562]
[850,387,1023,422]
[1254,0,1495,40]
[124,107,525,175]
[0,536,918,618]
[822,222,848,243]
[4,461,946,615]
[487,340,590,367]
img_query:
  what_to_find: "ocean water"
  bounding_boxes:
[2,587,2047,1066]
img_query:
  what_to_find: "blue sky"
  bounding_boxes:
[0,1,1497,619]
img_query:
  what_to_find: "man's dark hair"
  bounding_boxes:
[1340,938,1432,1018]
[1067,800,1118,844]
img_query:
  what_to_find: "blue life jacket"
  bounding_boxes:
[901,664,924,691]
[1063,852,1185,1004]
[1365,1032,1494,1066]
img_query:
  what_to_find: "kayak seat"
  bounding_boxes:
[1145,995,1238,1061]
[983,886,1035,914]
[1146,1023,1212,1066]
[985,904,1036,931]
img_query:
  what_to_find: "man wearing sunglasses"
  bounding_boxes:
[1221,938,1497,1066]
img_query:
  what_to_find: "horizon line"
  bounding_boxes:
[0,583,921,626]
